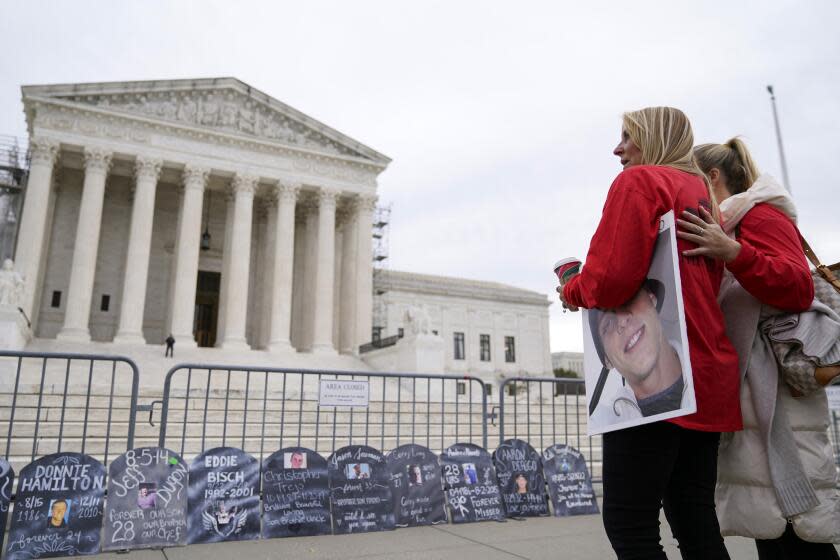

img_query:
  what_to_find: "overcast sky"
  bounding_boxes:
[2,1,838,352]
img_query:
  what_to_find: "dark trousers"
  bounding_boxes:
[602,421,729,560]
[165,344,173,357]
[755,524,840,560]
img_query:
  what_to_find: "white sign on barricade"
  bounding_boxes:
[319,379,370,407]
[826,387,840,411]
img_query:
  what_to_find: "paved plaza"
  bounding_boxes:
[91,512,772,560]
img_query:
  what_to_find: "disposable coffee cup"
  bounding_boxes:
[553,258,582,285]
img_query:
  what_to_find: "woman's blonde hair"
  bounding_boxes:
[622,107,720,219]
[693,138,760,196]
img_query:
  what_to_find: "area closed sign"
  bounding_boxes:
[319,379,370,407]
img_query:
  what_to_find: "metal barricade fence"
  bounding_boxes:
[498,377,602,483]
[0,350,140,475]
[157,364,488,461]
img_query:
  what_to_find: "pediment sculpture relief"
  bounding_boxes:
[60,90,361,158]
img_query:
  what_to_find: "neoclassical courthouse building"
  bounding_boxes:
[7,78,551,387]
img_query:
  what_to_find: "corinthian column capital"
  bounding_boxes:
[83,147,113,173]
[232,173,258,196]
[134,156,163,181]
[316,187,340,209]
[182,164,209,191]
[29,137,60,167]
[274,179,301,204]
[357,193,378,213]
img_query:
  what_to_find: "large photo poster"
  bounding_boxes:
[583,210,696,435]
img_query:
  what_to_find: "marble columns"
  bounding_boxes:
[355,194,377,348]
[169,165,208,347]
[267,181,300,352]
[57,148,113,341]
[311,188,339,354]
[113,156,162,344]
[338,197,360,354]
[218,174,256,350]
[15,137,59,325]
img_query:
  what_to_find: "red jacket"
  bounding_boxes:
[564,165,742,432]
[726,203,813,311]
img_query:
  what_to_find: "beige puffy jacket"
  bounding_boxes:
[716,376,840,542]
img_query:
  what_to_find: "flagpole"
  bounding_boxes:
[766,85,792,193]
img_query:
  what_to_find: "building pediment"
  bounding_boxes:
[22,78,390,166]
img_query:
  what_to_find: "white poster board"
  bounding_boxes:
[319,379,370,407]
[826,387,840,411]
[582,210,696,435]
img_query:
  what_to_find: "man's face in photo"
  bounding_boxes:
[598,287,663,386]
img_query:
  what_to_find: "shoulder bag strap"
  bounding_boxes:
[800,233,840,293]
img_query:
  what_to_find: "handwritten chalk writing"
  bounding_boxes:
[155,467,187,507]
[110,463,147,498]
[18,464,104,493]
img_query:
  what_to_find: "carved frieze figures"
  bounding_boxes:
[61,90,356,157]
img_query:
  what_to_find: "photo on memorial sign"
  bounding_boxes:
[345,463,370,480]
[542,444,599,517]
[462,463,478,485]
[0,459,14,555]
[583,211,696,435]
[440,443,505,524]
[103,447,188,551]
[329,445,395,534]
[5,452,105,560]
[492,439,548,518]
[187,447,260,544]
[262,447,331,539]
[407,465,423,486]
[386,444,446,528]
[137,483,156,509]
[283,451,307,469]
[46,499,71,528]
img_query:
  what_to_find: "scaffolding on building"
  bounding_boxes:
[0,135,28,261]
[371,203,391,342]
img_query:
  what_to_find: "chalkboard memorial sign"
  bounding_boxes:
[187,447,259,544]
[0,459,13,554]
[493,439,548,517]
[440,443,504,524]
[542,444,599,516]
[328,445,395,534]
[5,452,105,560]
[386,444,446,527]
[103,447,188,550]
[262,447,331,539]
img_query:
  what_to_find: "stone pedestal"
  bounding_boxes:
[361,333,445,374]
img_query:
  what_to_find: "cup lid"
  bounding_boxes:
[553,257,580,271]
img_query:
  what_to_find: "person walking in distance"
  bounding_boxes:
[558,107,740,559]
[165,333,175,358]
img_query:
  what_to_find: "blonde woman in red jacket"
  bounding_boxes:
[559,107,740,559]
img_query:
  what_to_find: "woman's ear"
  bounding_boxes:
[708,168,721,185]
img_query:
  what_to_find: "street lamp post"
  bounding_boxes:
[766,85,792,193]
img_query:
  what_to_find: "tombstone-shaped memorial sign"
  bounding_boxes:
[262,447,331,539]
[5,453,105,560]
[542,444,599,516]
[493,439,548,517]
[386,444,446,527]
[103,447,188,550]
[187,447,259,544]
[1,459,14,554]
[328,445,395,534]
[440,443,504,524]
